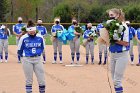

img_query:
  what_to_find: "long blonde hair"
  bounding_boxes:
[107,8,125,22]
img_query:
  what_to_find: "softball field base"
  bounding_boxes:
[0,45,139,93]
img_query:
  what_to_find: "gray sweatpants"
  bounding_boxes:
[21,56,45,86]
[85,41,94,57]
[129,40,133,56]
[53,39,62,53]
[0,39,8,55]
[110,51,128,88]
[137,42,140,55]
[70,38,80,54]
[99,44,108,56]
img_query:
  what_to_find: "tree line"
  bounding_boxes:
[0,0,140,23]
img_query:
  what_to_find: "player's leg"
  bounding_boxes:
[98,44,103,65]
[103,45,108,65]
[17,38,21,63]
[110,53,116,81]
[70,41,75,64]
[42,39,46,64]
[85,42,89,64]
[89,41,94,64]
[34,58,46,93]
[3,39,8,62]
[136,43,140,66]
[129,40,134,64]
[113,51,128,93]
[58,40,63,64]
[52,39,58,64]
[0,39,3,62]
[42,50,46,64]
[75,38,80,64]
[22,58,34,93]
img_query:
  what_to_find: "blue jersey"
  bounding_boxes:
[96,23,104,36]
[109,22,129,53]
[128,26,135,40]
[51,24,64,33]
[18,33,45,57]
[83,29,94,41]
[14,23,25,34]
[36,26,47,36]
[136,28,140,40]
[68,25,75,31]
[0,28,10,39]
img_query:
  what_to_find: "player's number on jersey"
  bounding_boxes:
[32,48,36,54]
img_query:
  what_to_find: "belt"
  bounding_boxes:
[26,55,41,57]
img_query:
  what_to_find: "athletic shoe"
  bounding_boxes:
[5,60,8,63]
[136,63,140,66]
[91,62,94,64]
[52,61,57,64]
[18,61,21,63]
[71,61,74,64]
[76,61,80,64]
[103,63,106,65]
[43,61,46,64]
[98,62,102,65]
[131,62,134,65]
[0,60,3,63]
[60,61,63,64]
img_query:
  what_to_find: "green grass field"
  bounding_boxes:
[8,35,137,45]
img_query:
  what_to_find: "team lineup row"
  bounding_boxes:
[0,17,140,66]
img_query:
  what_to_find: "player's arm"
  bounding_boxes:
[17,36,24,57]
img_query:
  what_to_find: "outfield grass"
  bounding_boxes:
[8,35,138,45]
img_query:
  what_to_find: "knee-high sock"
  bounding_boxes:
[76,53,80,61]
[91,56,94,63]
[99,53,102,63]
[39,85,45,93]
[71,53,75,61]
[54,53,57,61]
[26,85,32,93]
[43,54,46,61]
[59,52,62,61]
[5,53,8,60]
[130,55,134,62]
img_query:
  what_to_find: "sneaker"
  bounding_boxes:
[5,60,8,63]
[98,61,102,65]
[60,61,63,64]
[52,61,57,64]
[91,62,94,64]
[18,61,21,63]
[43,61,46,64]
[103,63,106,65]
[131,62,134,65]
[71,61,74,64]
[136,63,140,66]
[0,60,3,63]
[76,61,80,64]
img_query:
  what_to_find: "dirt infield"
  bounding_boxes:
[0,45,139,93]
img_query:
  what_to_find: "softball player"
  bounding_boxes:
[96,23,108,65]
[37,19,47,64]
[0,25,10,63]
[107,8,129,93]
[68,19,81,64]
[13,17,25,63]
[83,23,95,64]
[51,18,64,64]
[18,21,46,93]
[135,28,140,66]
[126,21,136,65]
